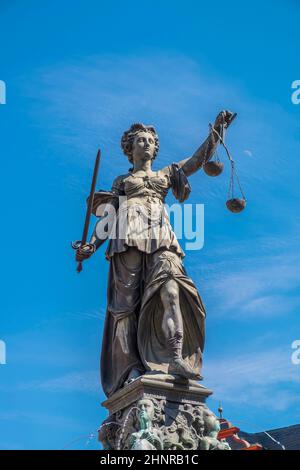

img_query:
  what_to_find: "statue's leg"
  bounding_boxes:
[117,247,145,385]
[160,279,183,338]
[101,247,145,396]
[160,279,201,381]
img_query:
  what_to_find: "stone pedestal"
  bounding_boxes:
[98,373,230,450]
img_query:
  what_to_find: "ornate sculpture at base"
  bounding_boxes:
[98,374,230,451]
[129,399,164,450]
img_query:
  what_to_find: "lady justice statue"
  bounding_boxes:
[75,110,235,399]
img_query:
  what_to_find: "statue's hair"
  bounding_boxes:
[121,123,159,163]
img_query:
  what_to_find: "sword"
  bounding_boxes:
[72,149,101,273]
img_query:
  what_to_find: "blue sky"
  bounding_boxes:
[0,0,300,450]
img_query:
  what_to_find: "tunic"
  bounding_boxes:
[104,163,191,258]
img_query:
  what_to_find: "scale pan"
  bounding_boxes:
[226,198,246,213]
[203,161,224,177]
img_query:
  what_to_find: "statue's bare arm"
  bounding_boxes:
[178,110,236,177]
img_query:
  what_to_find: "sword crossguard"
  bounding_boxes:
[71,240,83,250]
[71,241,96,273]
[71,241,95,252]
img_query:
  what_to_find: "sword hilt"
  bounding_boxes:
[71,240,95,274]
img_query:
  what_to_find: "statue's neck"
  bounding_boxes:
[133,159,152,173]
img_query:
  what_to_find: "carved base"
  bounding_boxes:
[98,373,230,450]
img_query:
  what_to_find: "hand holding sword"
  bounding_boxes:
[72,149,101,272]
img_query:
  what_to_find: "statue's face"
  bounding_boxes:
[138,399,155,420]
[132,131,156,165]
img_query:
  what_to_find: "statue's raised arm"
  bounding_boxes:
[178,110,236,177]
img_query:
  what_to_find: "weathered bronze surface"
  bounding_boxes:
[226,197,246,213]
[75,111,235,399]
[203,160,224,176]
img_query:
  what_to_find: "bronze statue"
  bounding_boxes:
[75,110,236,398]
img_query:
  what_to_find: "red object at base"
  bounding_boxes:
[242,444,263,451]
[218,426,240,440]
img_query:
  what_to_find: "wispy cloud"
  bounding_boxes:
[205,346,300,412]
[205,259,300,319]
[0,409,87,430]
[188,231,300,320]
[20,370,99,394]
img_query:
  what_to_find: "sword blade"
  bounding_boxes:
[81,149,101,244]
[77,149,101,272]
